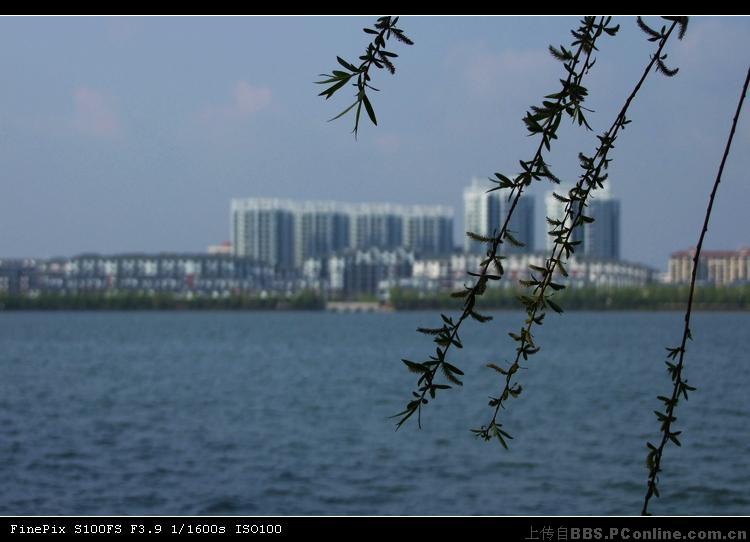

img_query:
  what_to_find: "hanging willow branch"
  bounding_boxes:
[316,16,413,138]
[641,64,750,516]
[393,16,620,430]
[473,16,687,447]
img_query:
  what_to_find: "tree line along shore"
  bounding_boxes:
[1,285,749,311]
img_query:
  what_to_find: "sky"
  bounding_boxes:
[0,16,748,269]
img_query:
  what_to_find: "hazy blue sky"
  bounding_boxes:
[0,16,748,269]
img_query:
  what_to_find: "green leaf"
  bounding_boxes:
[466,231,494,243]
[443,362,465,376]
[336,56,358,72]
[547,298,564,314]
[504,231,526,247]
[327,100,359,122]
[352,101,362,136]
[441,364,463,386]
[486,363,508,375]
[417,326,445,336]
[362,93,377,125]
[318,77,348,99]
[401,359,428,374]
[469,310,493,323]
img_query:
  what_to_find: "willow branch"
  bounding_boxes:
[476,19,682,445]
[641,64,750,516]
[394,17,618,429]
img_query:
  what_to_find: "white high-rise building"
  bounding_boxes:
[231,198,454,268]
[231,198,295,268]
[463,180,490,252]
[349,203,404,251]
[463,178,534,254]
[403,206,454,256]
[294,202,350,267]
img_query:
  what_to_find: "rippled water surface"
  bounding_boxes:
[1,311,748,515]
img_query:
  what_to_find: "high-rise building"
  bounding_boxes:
[231,198,454,268]
[544,184,620,260]
[586,187,620,260]
[403,205,454,256]
[463,180,491,252]
[231,199,295,268]
[294,202,350,267]
[463,178,534,254]
[349,204,404,251]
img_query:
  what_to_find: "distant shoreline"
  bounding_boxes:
[1,285,748,312]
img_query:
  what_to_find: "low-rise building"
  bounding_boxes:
[327,248,414,298]
[381,252,655,298]
[0,259,38,295]
[668,248,750,286]
[30,253,284,295]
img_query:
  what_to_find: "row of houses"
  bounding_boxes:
[0,254,287,297]
[0,250,656,301]
[4,248,745,302]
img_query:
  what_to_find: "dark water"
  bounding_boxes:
[0,311,748,515]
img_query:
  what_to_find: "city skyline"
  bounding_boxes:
[2,183,747,272]
[1,17,749,269]
[230,196,454,267]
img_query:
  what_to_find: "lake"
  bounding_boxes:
[0,311,748,515]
